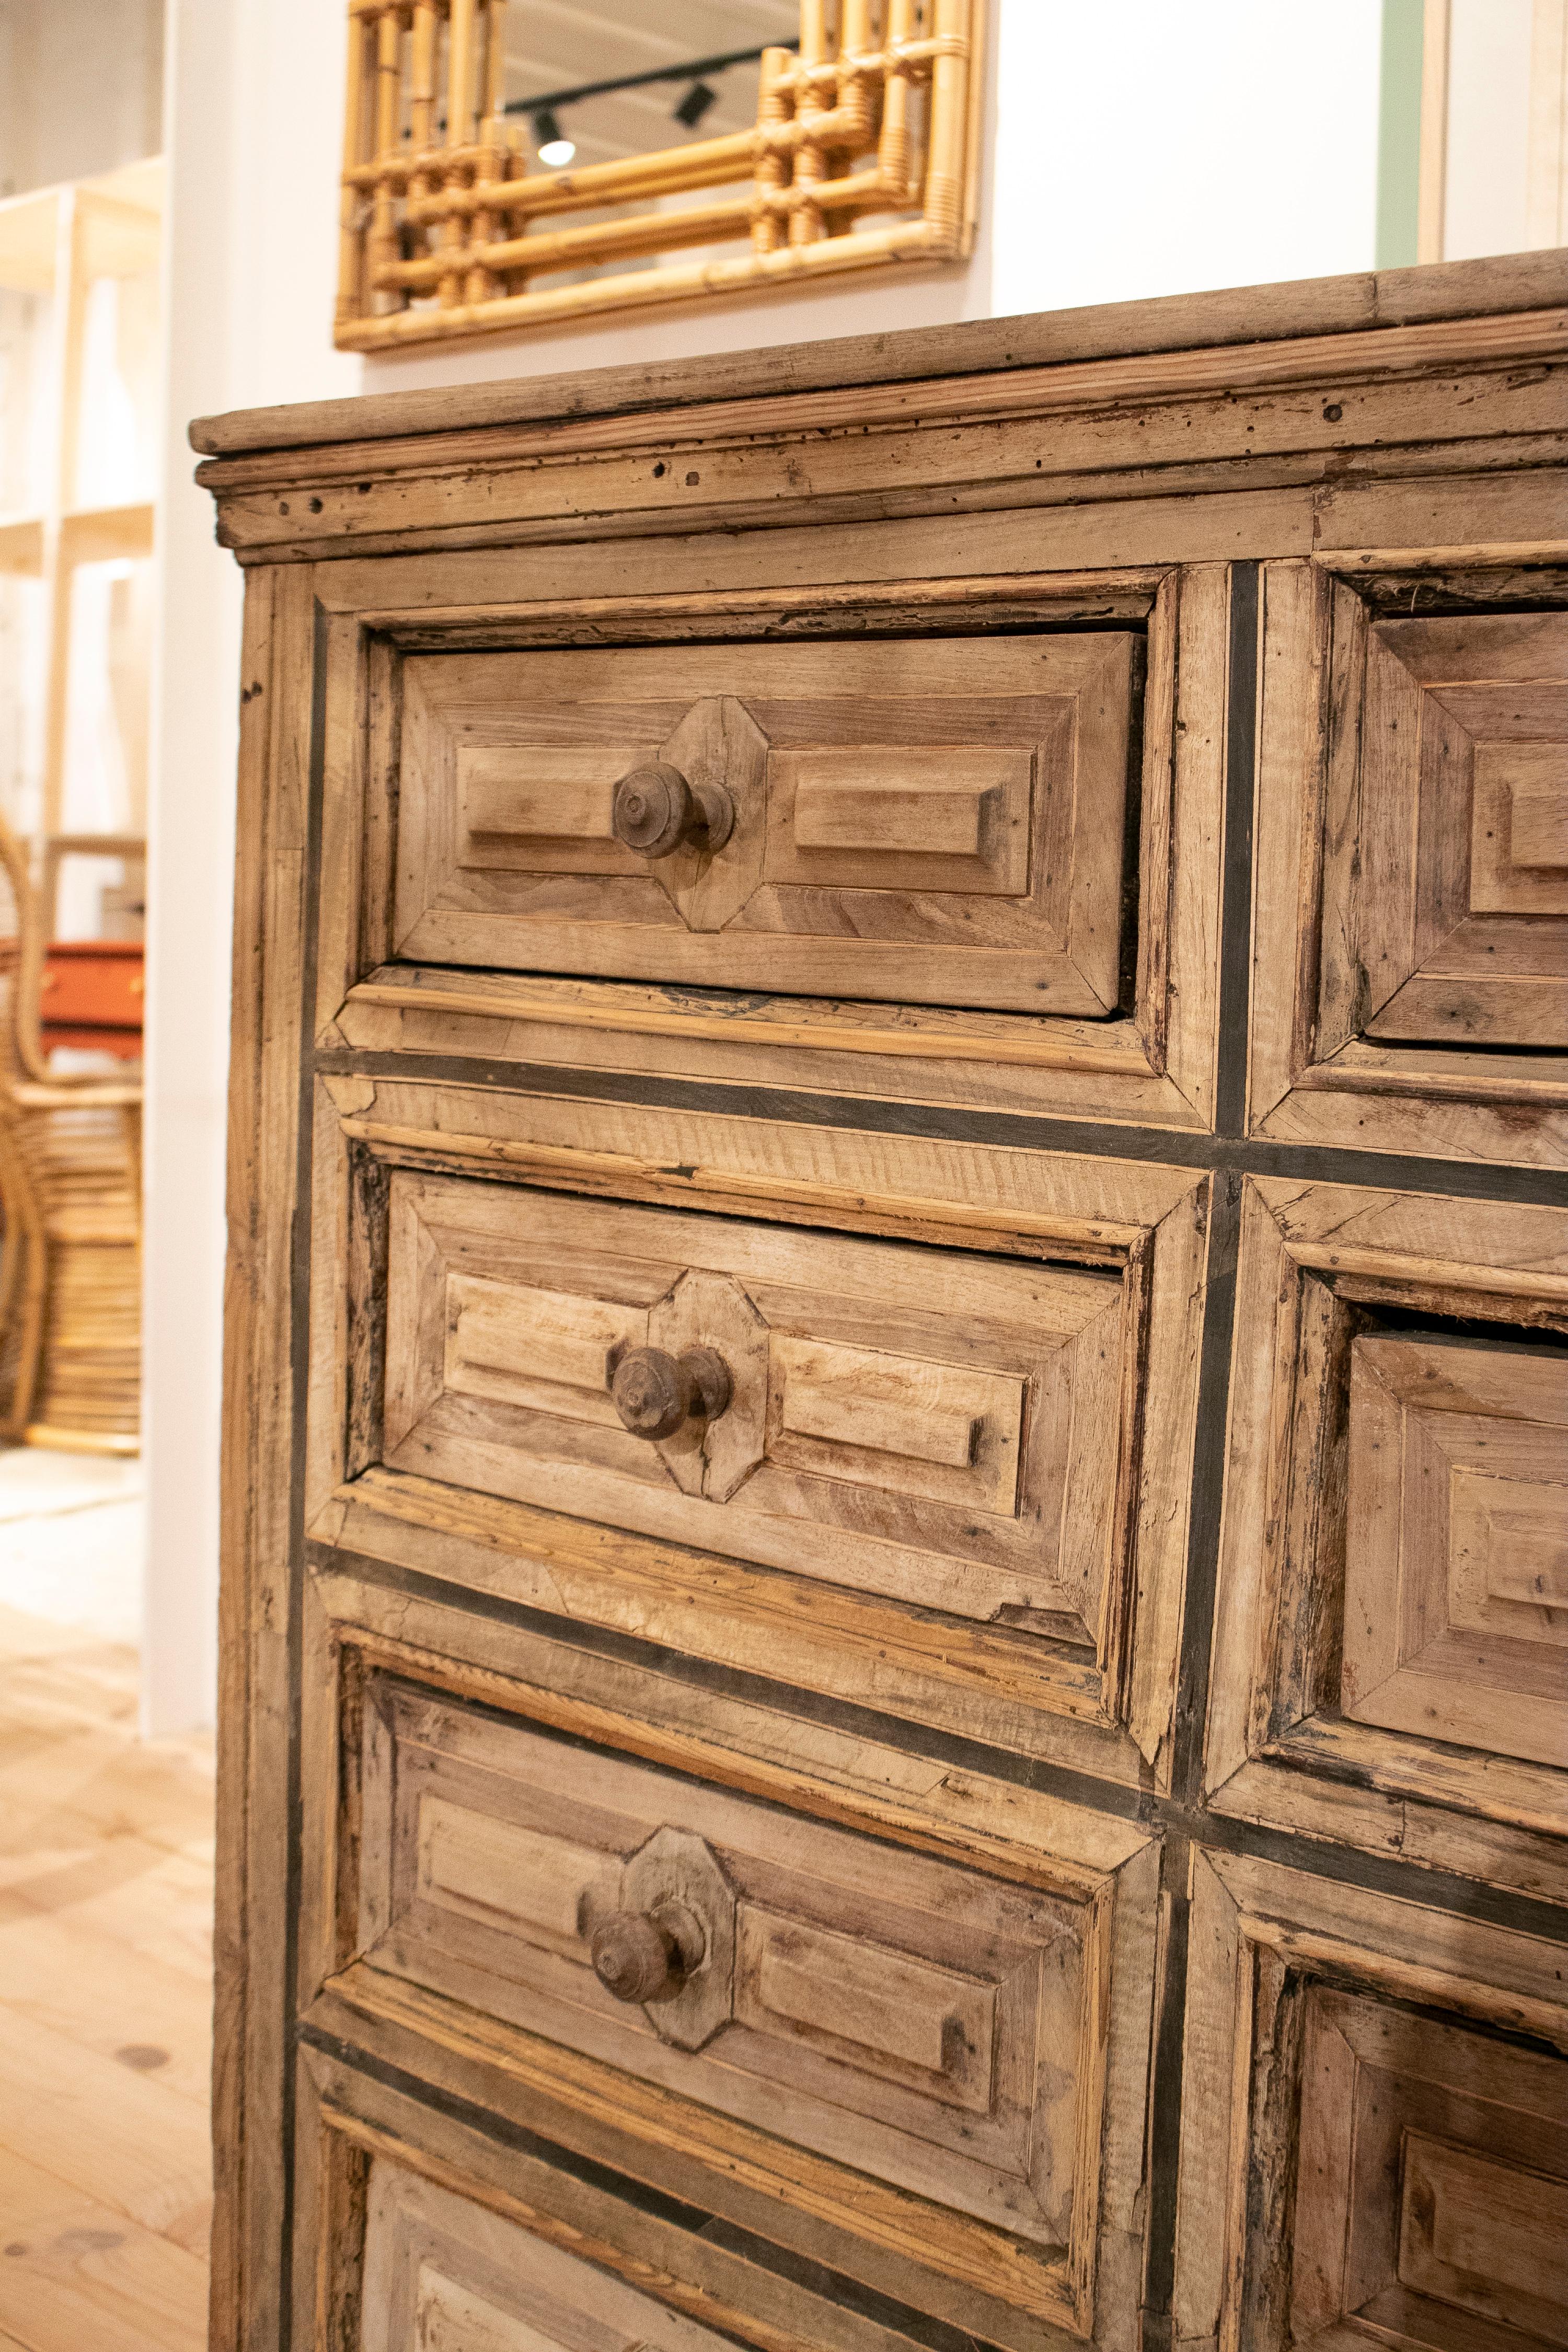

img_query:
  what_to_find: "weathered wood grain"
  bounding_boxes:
[205,283,1568,2352]
[190,252,1568,456]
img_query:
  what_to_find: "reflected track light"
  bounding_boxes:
[674,81,718,129]
[533,107,575,167]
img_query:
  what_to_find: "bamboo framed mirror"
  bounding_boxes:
[336,1,985,351]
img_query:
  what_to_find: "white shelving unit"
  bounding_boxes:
[0,154,161,940]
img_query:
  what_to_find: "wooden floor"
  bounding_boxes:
[0,1596,214,2352]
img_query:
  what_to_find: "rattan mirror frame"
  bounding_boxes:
[336,1,985,351]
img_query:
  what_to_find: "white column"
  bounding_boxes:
[142,0,358,1735]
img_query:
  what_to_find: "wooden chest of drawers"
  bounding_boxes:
[198,255,1568,2352]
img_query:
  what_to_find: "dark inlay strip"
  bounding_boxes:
[1171,1169,1243,1805]
[314,1048,1567,1206]
[1216,562,1261,1138]
[1139,1831,1194,2338]
[297,2024,1019,2352]
[309,1541,1568,1943]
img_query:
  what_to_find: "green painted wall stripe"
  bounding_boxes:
[1377,0,1426,268]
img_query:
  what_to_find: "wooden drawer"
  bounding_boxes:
[383,1167,1131,1659]
[1343,1333,1568,1770]
[301,1594,1160,2351]
[358,2156,731,2352]
[1175,1851,1568,2352]
[1331,610,1568,1051]
[393,634,1138,1014]
[1250,568,1568,1165]
[296,1578,1160,2349]
[364,1681,1094,2259]
[314,1092,1208,1783]
[1204,1177,1568,1902]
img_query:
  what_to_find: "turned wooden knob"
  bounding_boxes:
[591,1911,679,2004]
[590,1903,705,2005]
[608,1345,732,1439]
[612,764,734,857]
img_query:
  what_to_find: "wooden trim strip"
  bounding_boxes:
[1234,1910,1568,2050]
[344,983,1151,1077]
[1313,537,1568,570]
[321,1959,1081,2328]
[199,312,1568,487]
[1295,1041,1568,1107]
[189,253,1568,457]
[350,565,1171,636]
[1283,1238,1568,1305]
[334,1117,1152,1254]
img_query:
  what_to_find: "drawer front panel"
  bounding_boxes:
[1174,1851,1568,2352]
[362,1679,1094,2258]
[394,635,1137,1013]
[1343,1332,1568,1769]
[1333,609,1568,1051]
[361,2155,731,2352]
[383,1170,1131,1654]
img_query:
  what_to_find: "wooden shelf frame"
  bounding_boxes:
[0,160,162,937]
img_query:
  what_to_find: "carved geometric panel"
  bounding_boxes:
[394,633,1138,1013]
[1295,1992,1568,2350]
[382,1169,1133,1664]
[1320,606,1568,1052]
[1343,1334,1568,1769]
[362,1678,1108,2275]
[1173,1851,1568,2352]
[1204,1178,1568,1869]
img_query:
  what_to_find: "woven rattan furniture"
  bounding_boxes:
[0,813,141,1451]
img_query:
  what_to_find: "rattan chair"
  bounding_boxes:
[0,813,142,1450]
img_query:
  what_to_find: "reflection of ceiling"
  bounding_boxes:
[504,2,799,166]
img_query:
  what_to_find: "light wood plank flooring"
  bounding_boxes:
[0,1597,214,2352]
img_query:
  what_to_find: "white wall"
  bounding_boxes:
[141,0,358,1735]
[1445,0,1536,258]
[0,0,163,200]
[990,2,1382,316]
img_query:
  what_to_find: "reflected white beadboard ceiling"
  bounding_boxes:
[504,2,802,165]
